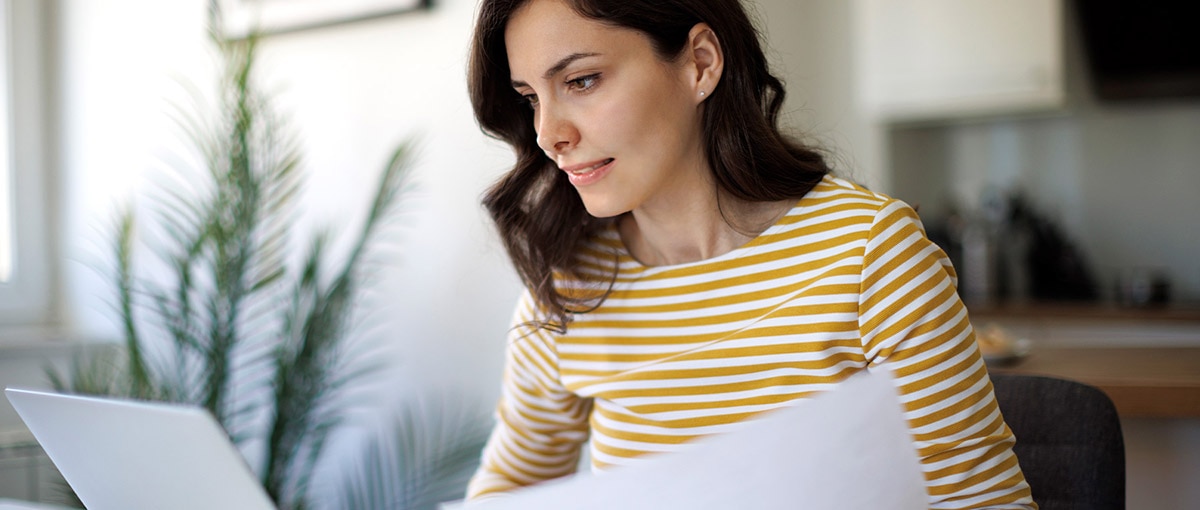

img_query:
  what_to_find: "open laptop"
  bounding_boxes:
[4,388,275,510]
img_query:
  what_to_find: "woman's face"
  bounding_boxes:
[505,0,708,219]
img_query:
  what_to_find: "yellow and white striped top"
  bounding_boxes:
[468,176,1036,508]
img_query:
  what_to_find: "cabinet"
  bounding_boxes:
[854,0,1064,122]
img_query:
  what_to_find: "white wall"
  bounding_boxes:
[755,0,886,191]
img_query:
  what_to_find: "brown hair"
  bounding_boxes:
[469,0,830,330]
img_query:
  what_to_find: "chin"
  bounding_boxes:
[578,194,629,219]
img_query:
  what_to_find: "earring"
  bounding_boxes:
[699,90,706,97]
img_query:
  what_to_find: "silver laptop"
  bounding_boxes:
[4,388,275,510]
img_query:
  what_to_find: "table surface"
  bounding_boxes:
[989,346,1200,418]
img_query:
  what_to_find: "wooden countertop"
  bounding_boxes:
[989,346,1200,418]
[969,301,1200,323]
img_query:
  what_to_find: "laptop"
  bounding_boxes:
[4,388,276,510]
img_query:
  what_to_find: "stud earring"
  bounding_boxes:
[699,90,706,97]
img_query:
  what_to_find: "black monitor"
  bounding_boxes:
[1074,1,1200,101]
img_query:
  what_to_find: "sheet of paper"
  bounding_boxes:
[444,369,927,510]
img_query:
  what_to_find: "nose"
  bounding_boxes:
[534,102,578,157]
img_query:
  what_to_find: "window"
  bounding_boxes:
[1,0,12,282]
[0,0,52,326]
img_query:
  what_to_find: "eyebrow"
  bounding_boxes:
[511,52,601,88]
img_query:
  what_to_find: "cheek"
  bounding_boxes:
[590,78,693,154]
[588,99,630,148]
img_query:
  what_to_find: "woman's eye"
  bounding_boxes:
[567,74,600,92]
[521,93,539,109]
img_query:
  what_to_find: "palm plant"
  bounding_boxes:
[48,3,418,509]
[333,395,492,510]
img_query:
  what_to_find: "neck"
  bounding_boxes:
[619,191,793,267]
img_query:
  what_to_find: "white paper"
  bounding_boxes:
[444,369,927,510]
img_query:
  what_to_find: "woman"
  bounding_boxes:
[466,0,1036,507]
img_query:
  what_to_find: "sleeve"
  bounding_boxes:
[858,200,1037,509]
[465,290,593,501]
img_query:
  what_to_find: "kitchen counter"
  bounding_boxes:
[970,302,1200,418]
[989,346,1200,418]
[968,301,1200,323]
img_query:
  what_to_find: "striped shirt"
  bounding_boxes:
[468,175,1036,508]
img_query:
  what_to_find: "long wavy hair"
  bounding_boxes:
[469,0,830,331]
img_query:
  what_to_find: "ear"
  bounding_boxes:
[683,23,723,104]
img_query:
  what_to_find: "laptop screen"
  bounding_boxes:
[5,388,275,510]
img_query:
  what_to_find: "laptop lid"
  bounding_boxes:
[4,388,276,510]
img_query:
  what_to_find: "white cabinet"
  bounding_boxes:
[854,0,1064,122]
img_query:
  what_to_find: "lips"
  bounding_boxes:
[561,158,614,186]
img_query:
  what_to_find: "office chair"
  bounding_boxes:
[989,374,1125,510]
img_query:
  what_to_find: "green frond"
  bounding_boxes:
[110,207,158,398]
[334,396,492,510]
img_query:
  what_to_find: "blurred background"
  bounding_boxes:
[0,0,1197,508]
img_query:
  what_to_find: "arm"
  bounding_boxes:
[858,200,1037,509]
[466,291,593,500]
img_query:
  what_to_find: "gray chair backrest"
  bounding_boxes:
[989,374,1125,510]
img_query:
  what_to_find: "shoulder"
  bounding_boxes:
[772,175,920,239]
[800,174,896,211]
[763,175,936,275]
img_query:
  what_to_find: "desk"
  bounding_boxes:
[990,347,1200,418]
